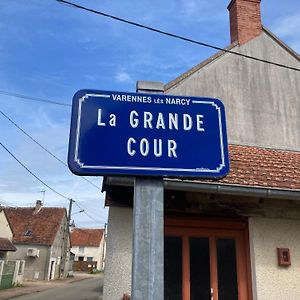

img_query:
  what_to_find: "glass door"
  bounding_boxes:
[165,218,251,300]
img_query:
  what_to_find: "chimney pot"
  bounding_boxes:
[34,200,43,214]
[228,0,262,45]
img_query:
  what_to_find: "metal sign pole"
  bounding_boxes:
[132,177,164,300]
[68,82,229,299]
[131,81,165,300]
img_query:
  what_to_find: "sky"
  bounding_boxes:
[0,0,299,228]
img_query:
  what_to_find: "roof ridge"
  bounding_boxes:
[164,42,238,91]
[262,26,300,61]
[165,28,299,92]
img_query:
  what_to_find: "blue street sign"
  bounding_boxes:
[68,89,229,178]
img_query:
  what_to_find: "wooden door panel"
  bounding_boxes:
[165,217,252,300]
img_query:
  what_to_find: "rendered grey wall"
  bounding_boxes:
[249,217,300,300]
[166,32,300,151]
[7,244,49,280]
[103,207,133,300]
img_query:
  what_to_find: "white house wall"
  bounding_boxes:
[166,32,300,151]
[103,207,132,300]
[103,32,300,299]
[72,244,104,269]
[249,217,300,300]
[0,210,13,239]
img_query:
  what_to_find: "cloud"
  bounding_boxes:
[271,12,300,53]
[272,12,300,38]
[115,70,134,83]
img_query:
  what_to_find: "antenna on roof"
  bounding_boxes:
[40,190,46,205]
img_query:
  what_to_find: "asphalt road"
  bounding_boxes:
[12,277,103,300]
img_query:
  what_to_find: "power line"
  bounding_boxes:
[56,0,300,72]
[74,201,107,224]
[0,109,101,191]
[0,90,71,107]
[0,141,70,201]
[0,199,17,207]
[75,200,107,221]
[0,141,105,225]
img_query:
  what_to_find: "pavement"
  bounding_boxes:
[0,273,102,300]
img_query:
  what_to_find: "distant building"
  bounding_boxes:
[103,0,300,299]
[5,201,71,281]
[71,228,105,272]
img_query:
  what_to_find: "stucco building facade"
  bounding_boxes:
[5,202,71,281]
[102,0,300,299]
[71,228,105,271]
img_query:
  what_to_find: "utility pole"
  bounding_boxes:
[40,190,46,204]
[101,222,107,271]
[60,198,74,278]
[67,198,74,225]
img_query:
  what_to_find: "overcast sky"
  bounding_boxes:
[0,0,299,228]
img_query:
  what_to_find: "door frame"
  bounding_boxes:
[165,217,253,300]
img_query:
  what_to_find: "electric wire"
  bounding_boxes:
[0,141,105,224]
[0,199,17,207]
[74,200,107,221]
[78,206,106,223]
[56,0,300,72]
[0,141,70,201]
[0,142,106,228]
[0,109,101,191]
[0,90,71,107]
[73,201,107,224]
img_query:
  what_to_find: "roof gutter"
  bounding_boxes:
[104,176,300,201]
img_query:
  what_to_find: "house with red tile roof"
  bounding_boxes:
[71,228,105,271]
[4,201,71,281]
[102,1,300,300]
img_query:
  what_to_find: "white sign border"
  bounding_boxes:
[74,93,226,174]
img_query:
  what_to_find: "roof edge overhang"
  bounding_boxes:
[262,26,300,61]
[12,242,51,247]
[164,41,238,91]
[164,27,299,92]
[104,176,300,201]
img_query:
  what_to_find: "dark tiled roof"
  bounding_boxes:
[199,145,300,189]
[4,207,66,245]
[0,238,16,251]
[71,228,103,247]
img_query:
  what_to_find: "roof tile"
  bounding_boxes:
[4,207,66,245]
[71,228,103,247]
[217,145,300,189]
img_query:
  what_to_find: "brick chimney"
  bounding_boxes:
[228,0,262,45]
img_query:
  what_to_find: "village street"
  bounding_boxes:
[0,275,103,300]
